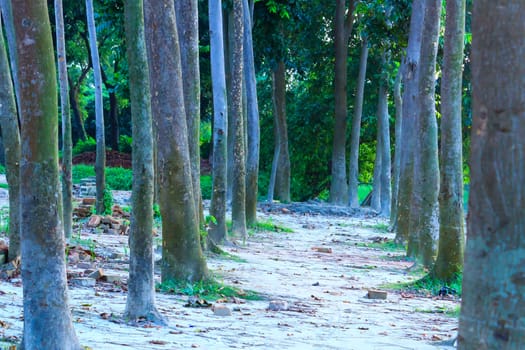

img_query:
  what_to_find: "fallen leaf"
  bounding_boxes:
[150,340,167,345]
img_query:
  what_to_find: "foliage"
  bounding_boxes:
[72,137,97,156]
[157,279,262,301]
[249,218,294,233]
[118,135,132,154]
[72,164,95,183]
[105,167,132,190]
[103,187,113,215]
[0,207,9,233]
[200,175,212,200]
[199,120,212,159]
[356,238,405,251]
[0,165,5,174]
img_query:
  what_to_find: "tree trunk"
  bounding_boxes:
[330,0,355,204]
[208,0,229,244]
[0,18,21,262]
[175,0,204,225]
[68,75,88,143]
[371,138,382,211]
[389,64,403,230]
[13,1,81,347]
[123,0,165,324]
[394,0,424,244]
[55,0,73,239]
[0,0,21,112]
[433,0,465,282]
[272,61,291,203]
[225,9,234,205]
[377,53,391,218]
[458,2,525,348]
[144,0,208,282]
[230,0,247,241]
[243,0,260,226]
[86,0,107,215]
[348,37,368,208]
[407,0,441,267]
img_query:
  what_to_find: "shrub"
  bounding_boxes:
[119,135,132,154]
[72,137,97,156]
[106,167,132,191]
[201,175,212,200]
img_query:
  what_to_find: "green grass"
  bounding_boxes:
[358,184,373,203]
[356,239,405,251]
[216,250,248,263]
[201,175,212,200]
[384,272,462,297]
[157,279,262,301]
[415,305,461,318]
[357,222,390,232]
[249,218,293,234]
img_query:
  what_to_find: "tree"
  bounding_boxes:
[55,0,73,239]
[86,0,107,215]
[230,0,247,241]
[433,0,466,282]
[458,2,525,348]
[0,16,20,262]
[13,0,80,347]
[377,52,391,218]
[208,0,229,244]
[348,37,368,208]
[389,64,403,230]
[330,0,355,205]
[175,0,203,224]
[406,0,441,267]
[243,0,260,226]
[123,0,165,323]
[144,0,208,281]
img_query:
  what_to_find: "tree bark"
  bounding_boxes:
[330,0,355,205]
[458,2,525,348]
[394,0,424,244]
[389,64,403,230]
[144,0,208,282]
[123,0,165,324]
[371,138,382,211]
[208,0,229,244]
[433,0,465,282]
[231,0,247,241]
[86,0,107,215]
[13,1,81,347]
[55,0,73,239]
[348,37,368,208]
[225,9,234,204]
[0,0,21,112]
[377,53,391,217]
[243,0,260,226]
[406,0,441,267]
[0,17,20,262]
[68,75,88,143]
[175,0,204,225]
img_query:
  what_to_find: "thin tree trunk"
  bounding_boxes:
[0,0,21,113]
[55,0,73,239]
[348,37,368,208]
[123,0,165,324]
[378,53,391,217]
[86,0,107,215]
[371,135,382,211]
[0,18,20,262]
[407,0,441,267]
[13,1,81,347]
[395,0,424,244]
[434,0,465,282]
[389,64,403,230]
[225,9,234,205]
[458,2,525,348]
[144,0,208,282]
[208,0,229,244]
[69,75,88,142]
[175,0,204,225]
[243,0,260,225]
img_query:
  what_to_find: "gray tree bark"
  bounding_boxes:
[458,2,525,348]
[434,0,465,282]
[0,0,21,112]
[55,0,73,239]
[86,0,107,215]
[243,0,260,226]
[123,0,165,324]
[208,0,229,244]
[389,64,403,230]
[371,140,382,211]
[348,37,368,208]
[0,18,20,262]
[377,53,391,217]
[13,1,81,347]
[144,0,208,282]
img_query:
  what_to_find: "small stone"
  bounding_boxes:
[102,274,122,283]
[281,207,290,214]
[311,247,332,253]
[87,215,102,227]
[82,197,96,205]
[77,262,92,269]
[367,289,388,300]
[88,268,104,280]
[212,304,232,316]
[111,223,121,230]
[70,277,96,287]
[268,300,288,311]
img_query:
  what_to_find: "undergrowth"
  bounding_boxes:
[157,279,262,301]
[356,239,405,251]
[384,272,463,297]
[415,305,461,318]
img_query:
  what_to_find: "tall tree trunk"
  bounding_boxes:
[371,136,382,211]
[55,0,73,239]
[86,0,107,215]
[433,0,466,282]
[225,9,234,204]
[272,61,291,203]
[243,0,260,226]
[0,18,20,262]
[68,75,88,143]
[330,0,355,205]
[144,0,208,282]
[378,53,391,218]
[230,0,247,241]
[208,0,229,244]
[458,2,525,348]
[13,1,81,347]
[407,0,441,267]
[0,0,21,112]
[348,37,368,208]
[395,0,424,244]
[123,0,165,324]
[389,64,403,230]
[175,0,204,225]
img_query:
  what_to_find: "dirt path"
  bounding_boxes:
[0,200,458,349]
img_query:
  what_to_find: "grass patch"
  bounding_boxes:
[358,222,390,232]
[216,250,248,263]
[356,239,405,252]
[383,272,462,297]
[358,184,373,203]
[157,279,262,301]
[201,175,212,200]
[0,183,8,189]
[249,218,293,234]
[415,305,461,318]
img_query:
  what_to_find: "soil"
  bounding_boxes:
[0,190,459,349]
